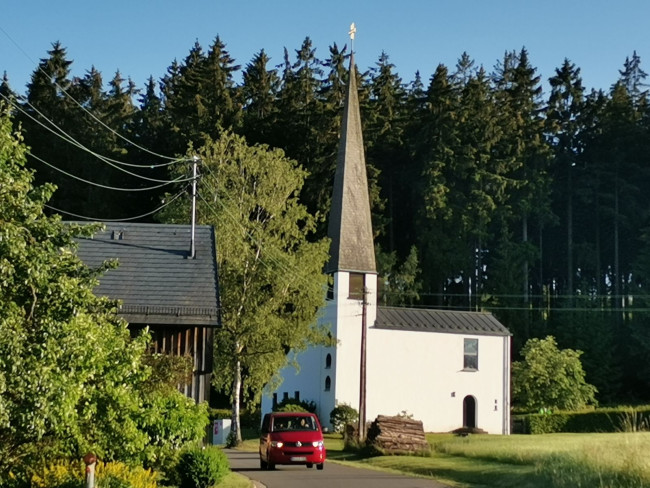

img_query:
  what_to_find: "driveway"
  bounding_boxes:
[225,449,451,488]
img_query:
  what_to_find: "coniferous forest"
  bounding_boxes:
[3,36,650,405]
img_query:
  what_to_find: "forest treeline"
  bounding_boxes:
[2,36,650,404]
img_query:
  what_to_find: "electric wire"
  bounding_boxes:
[0,93,195,183]
[28,151,186,192]
[0,24,183,162]
[44,189,186,222]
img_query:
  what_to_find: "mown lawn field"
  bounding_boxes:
[329,432,650,487]
[228,431,650,487]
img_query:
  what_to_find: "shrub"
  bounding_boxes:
[176,446,229,488]
[273,398,316,413]
[330,404,359,433]
[31,462,83,488]
[30,461,158,488]
[513,406,650,434]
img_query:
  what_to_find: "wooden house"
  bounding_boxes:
[75,222,220,404]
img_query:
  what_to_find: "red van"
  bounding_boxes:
[259,412,326,470]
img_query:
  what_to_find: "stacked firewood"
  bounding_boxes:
[366,415,429,453]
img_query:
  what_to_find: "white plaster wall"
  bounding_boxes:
[366,328,509,434]
[261,268,510,434]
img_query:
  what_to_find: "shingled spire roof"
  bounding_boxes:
[326,53,377,274]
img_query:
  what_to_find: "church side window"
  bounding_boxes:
[325,353,332,369]
[464,338,478,371]
[325,376,331,391]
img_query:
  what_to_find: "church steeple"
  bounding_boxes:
[326,51,377,274]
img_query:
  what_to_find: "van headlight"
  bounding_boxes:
[271,441,284,448]
[312,441,323,448]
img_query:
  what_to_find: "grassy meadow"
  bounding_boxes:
[229,430,650,487]
[328,432,650,487]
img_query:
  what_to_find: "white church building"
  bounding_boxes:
[261,51,511,435]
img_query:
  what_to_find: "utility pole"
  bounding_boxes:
[190,156,198,259]
[358,284,368,443]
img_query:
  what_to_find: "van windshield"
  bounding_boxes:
[272,415,317,432]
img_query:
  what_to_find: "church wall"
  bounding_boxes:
[366,328,509,434]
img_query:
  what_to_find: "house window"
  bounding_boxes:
[325,353,332,369]
[349,273,364,300]
[464,338,478,370]
[325,376,331,391]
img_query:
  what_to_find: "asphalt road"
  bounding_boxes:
[225,449,452,488]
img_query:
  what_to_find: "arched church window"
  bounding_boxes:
[325,376,331,391]
[325,353,332,369]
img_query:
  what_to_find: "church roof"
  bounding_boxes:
[375,306,510,337]
[326,53,376,274]
[74,222,220,327]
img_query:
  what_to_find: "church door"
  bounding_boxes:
[463,395,477,429]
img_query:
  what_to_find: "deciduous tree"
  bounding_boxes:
[512,336,597,411]
[160,132,330,445]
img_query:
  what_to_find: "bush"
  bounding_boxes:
[273,398,316,413]
[513,406,650,434]
[330,404,358,433]
[29,461,158,488]
[176,446,229,488]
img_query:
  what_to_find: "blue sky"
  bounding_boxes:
[1,0,649,97]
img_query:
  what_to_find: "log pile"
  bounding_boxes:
[366,415,429,453]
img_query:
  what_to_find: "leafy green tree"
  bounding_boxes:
[512,336,598,411]
[0,107,207,477]
[160,131,330,445]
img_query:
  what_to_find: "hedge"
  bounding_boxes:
[512,406,650,434]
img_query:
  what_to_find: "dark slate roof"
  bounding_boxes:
[375,306,510,337]
[326,53,376,274]
[74,222,220,327]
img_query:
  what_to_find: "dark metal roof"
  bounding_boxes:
[74,223,220,327]
[326,53,376,274]
[375,306,510,337]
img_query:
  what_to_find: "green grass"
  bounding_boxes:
[331,432,650,487]
[217,471,254,488]
[228,429,650,487]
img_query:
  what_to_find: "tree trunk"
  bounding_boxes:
[567,166,574,306]
[231,349,243,446]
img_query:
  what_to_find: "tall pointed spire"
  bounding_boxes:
[326,51,376,274]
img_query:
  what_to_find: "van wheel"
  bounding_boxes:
[268,463,276,471]
[306,463,313,468]
[316,463,324,470]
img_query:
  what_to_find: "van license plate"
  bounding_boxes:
[291,456,307,461]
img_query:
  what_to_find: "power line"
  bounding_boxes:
[45,189,186,222]
[0,24,181,162]
[28,151,187,192]
[1,93,195,183]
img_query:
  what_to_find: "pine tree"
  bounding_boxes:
[241,49,280,145]
[413,63,461,306]
[546,59,585,306]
